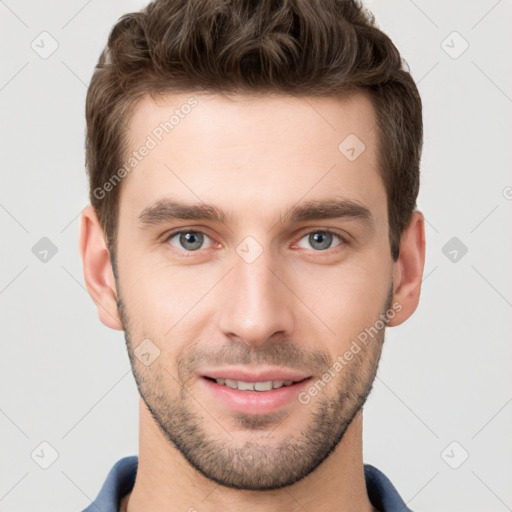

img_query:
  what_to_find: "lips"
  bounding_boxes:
[199,366,312,414]
[201,367,312,383]
[199,370,313,415]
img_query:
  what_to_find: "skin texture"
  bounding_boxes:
[80,91,425,512]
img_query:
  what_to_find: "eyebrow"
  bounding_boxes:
[137,197,374,229]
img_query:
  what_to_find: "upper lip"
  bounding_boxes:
[201,367,312,383]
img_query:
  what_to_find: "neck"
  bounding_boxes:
[122,399,376,512]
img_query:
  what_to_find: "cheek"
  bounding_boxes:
[117,257,217,346]
[290,259,391,343]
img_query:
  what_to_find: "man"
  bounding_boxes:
[79,0,425,511]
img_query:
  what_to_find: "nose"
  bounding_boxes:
[218,246,296,347]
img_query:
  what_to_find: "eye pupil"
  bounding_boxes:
[309,231,332,250]
[180,231,203,250]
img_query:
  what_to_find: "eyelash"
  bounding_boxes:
[163,228,349,255]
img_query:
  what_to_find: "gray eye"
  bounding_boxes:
[297,231,341,251]
[168,231,212,251]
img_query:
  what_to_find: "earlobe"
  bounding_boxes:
[387,210,426,327]
[79,205,123,331]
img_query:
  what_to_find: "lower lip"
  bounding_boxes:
[200,377,312,415]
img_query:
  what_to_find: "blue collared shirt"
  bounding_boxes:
[81,456,413,512]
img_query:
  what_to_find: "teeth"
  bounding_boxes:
[216,378,295,391]
[237,380,255,391]
[254,381,273,391]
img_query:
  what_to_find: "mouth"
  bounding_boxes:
[202,376,310,391]
[199,369,313,415]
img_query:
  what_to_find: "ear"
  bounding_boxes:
[79,205,123,330]
[388,210,426,327]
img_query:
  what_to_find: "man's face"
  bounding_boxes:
[114,91,395,490]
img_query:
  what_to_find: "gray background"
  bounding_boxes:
[1,1,511,511]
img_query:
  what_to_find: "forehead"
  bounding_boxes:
[126,90,377,154]
[119,90,385,227]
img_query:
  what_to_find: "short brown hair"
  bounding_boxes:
[85,0,422,262]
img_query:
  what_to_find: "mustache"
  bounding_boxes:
[178,338,332,376]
